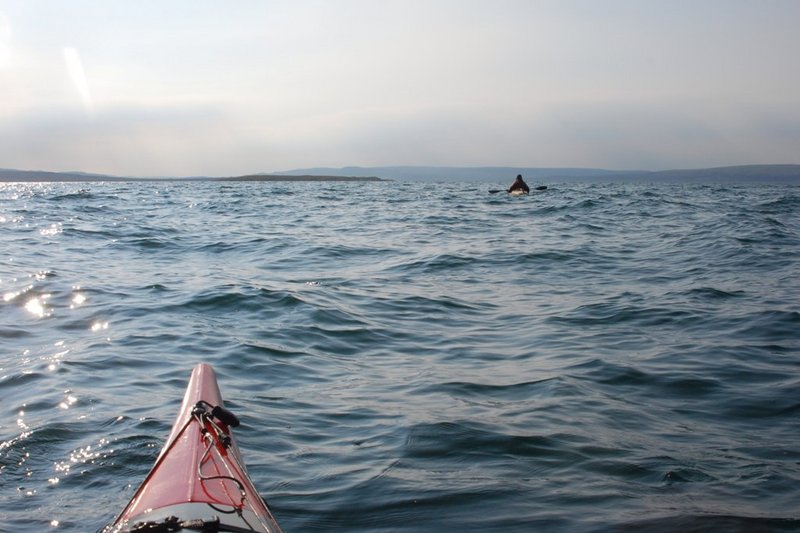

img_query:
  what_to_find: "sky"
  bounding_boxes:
[1,0,799,177]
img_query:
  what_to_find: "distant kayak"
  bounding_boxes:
[104,363,282,532]
[488,185,547,195]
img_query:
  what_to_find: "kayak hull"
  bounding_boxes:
[104,363,282,532]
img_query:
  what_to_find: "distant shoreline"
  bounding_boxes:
[1,164,798,184]
[0,172,387,183]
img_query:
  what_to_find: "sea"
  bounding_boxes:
[0,180,798,532]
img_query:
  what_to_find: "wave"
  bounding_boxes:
[2,181,798,532]
[549,302,699,328]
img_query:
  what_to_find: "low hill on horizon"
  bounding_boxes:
[0,168,126,182]
[217,174,386,182]
[270,164,800,183]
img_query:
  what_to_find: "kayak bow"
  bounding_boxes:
[104,363,282,533]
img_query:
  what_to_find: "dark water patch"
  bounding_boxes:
[48,189,96,201]
[119,235,179,251]
[175,285,306,316]
[568,358,726,402]
[659,375,725,396]
[298,323,395,359]
[582,457,716,485]
[493,249,576,268]
[63,227,124,241]
[0,327,32,339]
[142,283,170,292]
[236,340,310,361]
[721,396,800,420]
[272,244,402,272]
[307,304,372,329]
[661,466,717,484]
[367,293,489,321]
[66,355,160,373]
[576,222,608,233]
[391,246,622,277]
[198,239,247,254]
[67,203,122,216]
[424,378,559,402]
[390,252,477,274]
[550,301,700,328]
[731,445,800,462]
[753,193,800,214]
[581,458,656,481]
[198,236,278,255]
[683,286,747,300]
[575,198,600,209]
[283,484,565,532]
[764,215,788,228]
[301,243,390,260]
[119,331,185,349]
[230,352,335,388]
[616,514,800,532]
[403,421,582,464]
[0,370,46,388]
[734,310,800,342]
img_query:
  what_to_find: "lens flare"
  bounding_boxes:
[63,47,93,116]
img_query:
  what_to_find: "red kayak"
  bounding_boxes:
[104,363,283,532]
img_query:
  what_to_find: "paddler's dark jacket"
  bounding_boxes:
[508,175,530,193]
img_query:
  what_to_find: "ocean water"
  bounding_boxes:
[0,180,798,532]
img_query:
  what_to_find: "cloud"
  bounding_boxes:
[4,96,796,177]
[1,2,798,174]
[291,99,800,171]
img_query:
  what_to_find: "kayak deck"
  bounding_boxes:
[105,363,282,532]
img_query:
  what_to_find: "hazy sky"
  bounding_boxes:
[1,0,799,176]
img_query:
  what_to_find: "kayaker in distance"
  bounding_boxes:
[508,174,530,194]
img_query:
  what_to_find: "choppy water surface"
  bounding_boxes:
[1,181,798,532]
